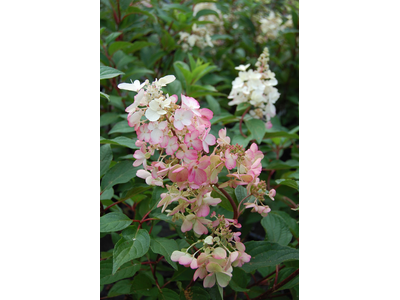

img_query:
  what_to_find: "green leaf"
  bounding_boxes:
[100,91,110,100]
[100,260,141,285]
[100,65,125,80]
[105,32,122,44]
[271,211,299,239]
[240,241,299,273]
[205,95,221,115]
[101,160,141,192]
[100,212,133,233]
[211,190,232,212]
[100,136,139,149]
[158,288,180,300]
[261,214,292,246]
[100,144,113,177]
[262,159,299,170]
[150,237,179,270]
[275,179,299,191]
[181,286,210,300]
[113,229,150,274]
[108,279,132,297]
[109,121,136,134]
[108,41,156,56]
[100,259,141,285]
[264,131,299,139]
[195,9,220,19]
[229,267,250,292]
[100,113,120,127]
[275,267,299,291]
[235,185,247,203]
[123,6,157,23]
[245,119,266,144]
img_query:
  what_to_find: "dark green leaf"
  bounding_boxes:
[100,144,113,177]
[261,214,292,246]
[101,259,140,285]
[275,179,299,191]
[262,159,299,170]
[240,241,299,273]
[181,286,210,300]
[150,237,179,270]
[101,160,141,192]
[229,267,250,292]
[100,212,132,233]
[108,279,132,297]
[195,9,220,19]
[100,113,120,127]
[113,229,150,273]
[158,288,180,300]
[100,65,125,80]
[100,136,139,149]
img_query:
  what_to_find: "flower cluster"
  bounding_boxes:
[256,11,293,43]
[178,2,224,51]
[228,47,280,129]
[171,214,250,288]
[179,24,214,52]
[118,75,275,288]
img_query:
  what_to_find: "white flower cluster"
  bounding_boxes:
[256,11,293,43]
[179,2,223,51]
[228,48,280,129]
[193,2,224,36]
[179,24,214,52]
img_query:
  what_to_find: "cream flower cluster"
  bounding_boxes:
[178,2,223,51]
[228,48,280,129]
[179,24,214,52]
[256,11,293,43]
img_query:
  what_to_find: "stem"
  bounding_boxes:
[250,269,299,300]
[215,183,238,219]
[247,265,285,288]
[267,170,275,190]
[237,194,252,217]
[239,106,251,138]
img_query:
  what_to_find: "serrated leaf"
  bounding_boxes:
[261,214,292,246]
[240,241,299,273]
[158,288,180,300]
[245,119,266,143]
[113,229,150,273]
[101,259,140,285]
[100,212,132,233]
[108,279,132,297]
[100,65,124,80]
[101,160,141,192]
[150,237,179,270]
[275,179,299,191]
[235,185,247,203]
[271,211,299,238]
[100,144,113,177]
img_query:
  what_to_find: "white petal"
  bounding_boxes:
[158,75,176,86]
[145,108,161,122]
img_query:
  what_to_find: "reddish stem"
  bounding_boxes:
[216,184,238,219]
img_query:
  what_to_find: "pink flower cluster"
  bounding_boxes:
[118,76,276,288]
[171,214,251,289]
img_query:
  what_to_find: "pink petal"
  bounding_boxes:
[150,128,163,144]
[196,204,210,217]
[181,219,193,232]
[193,219,208,235]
